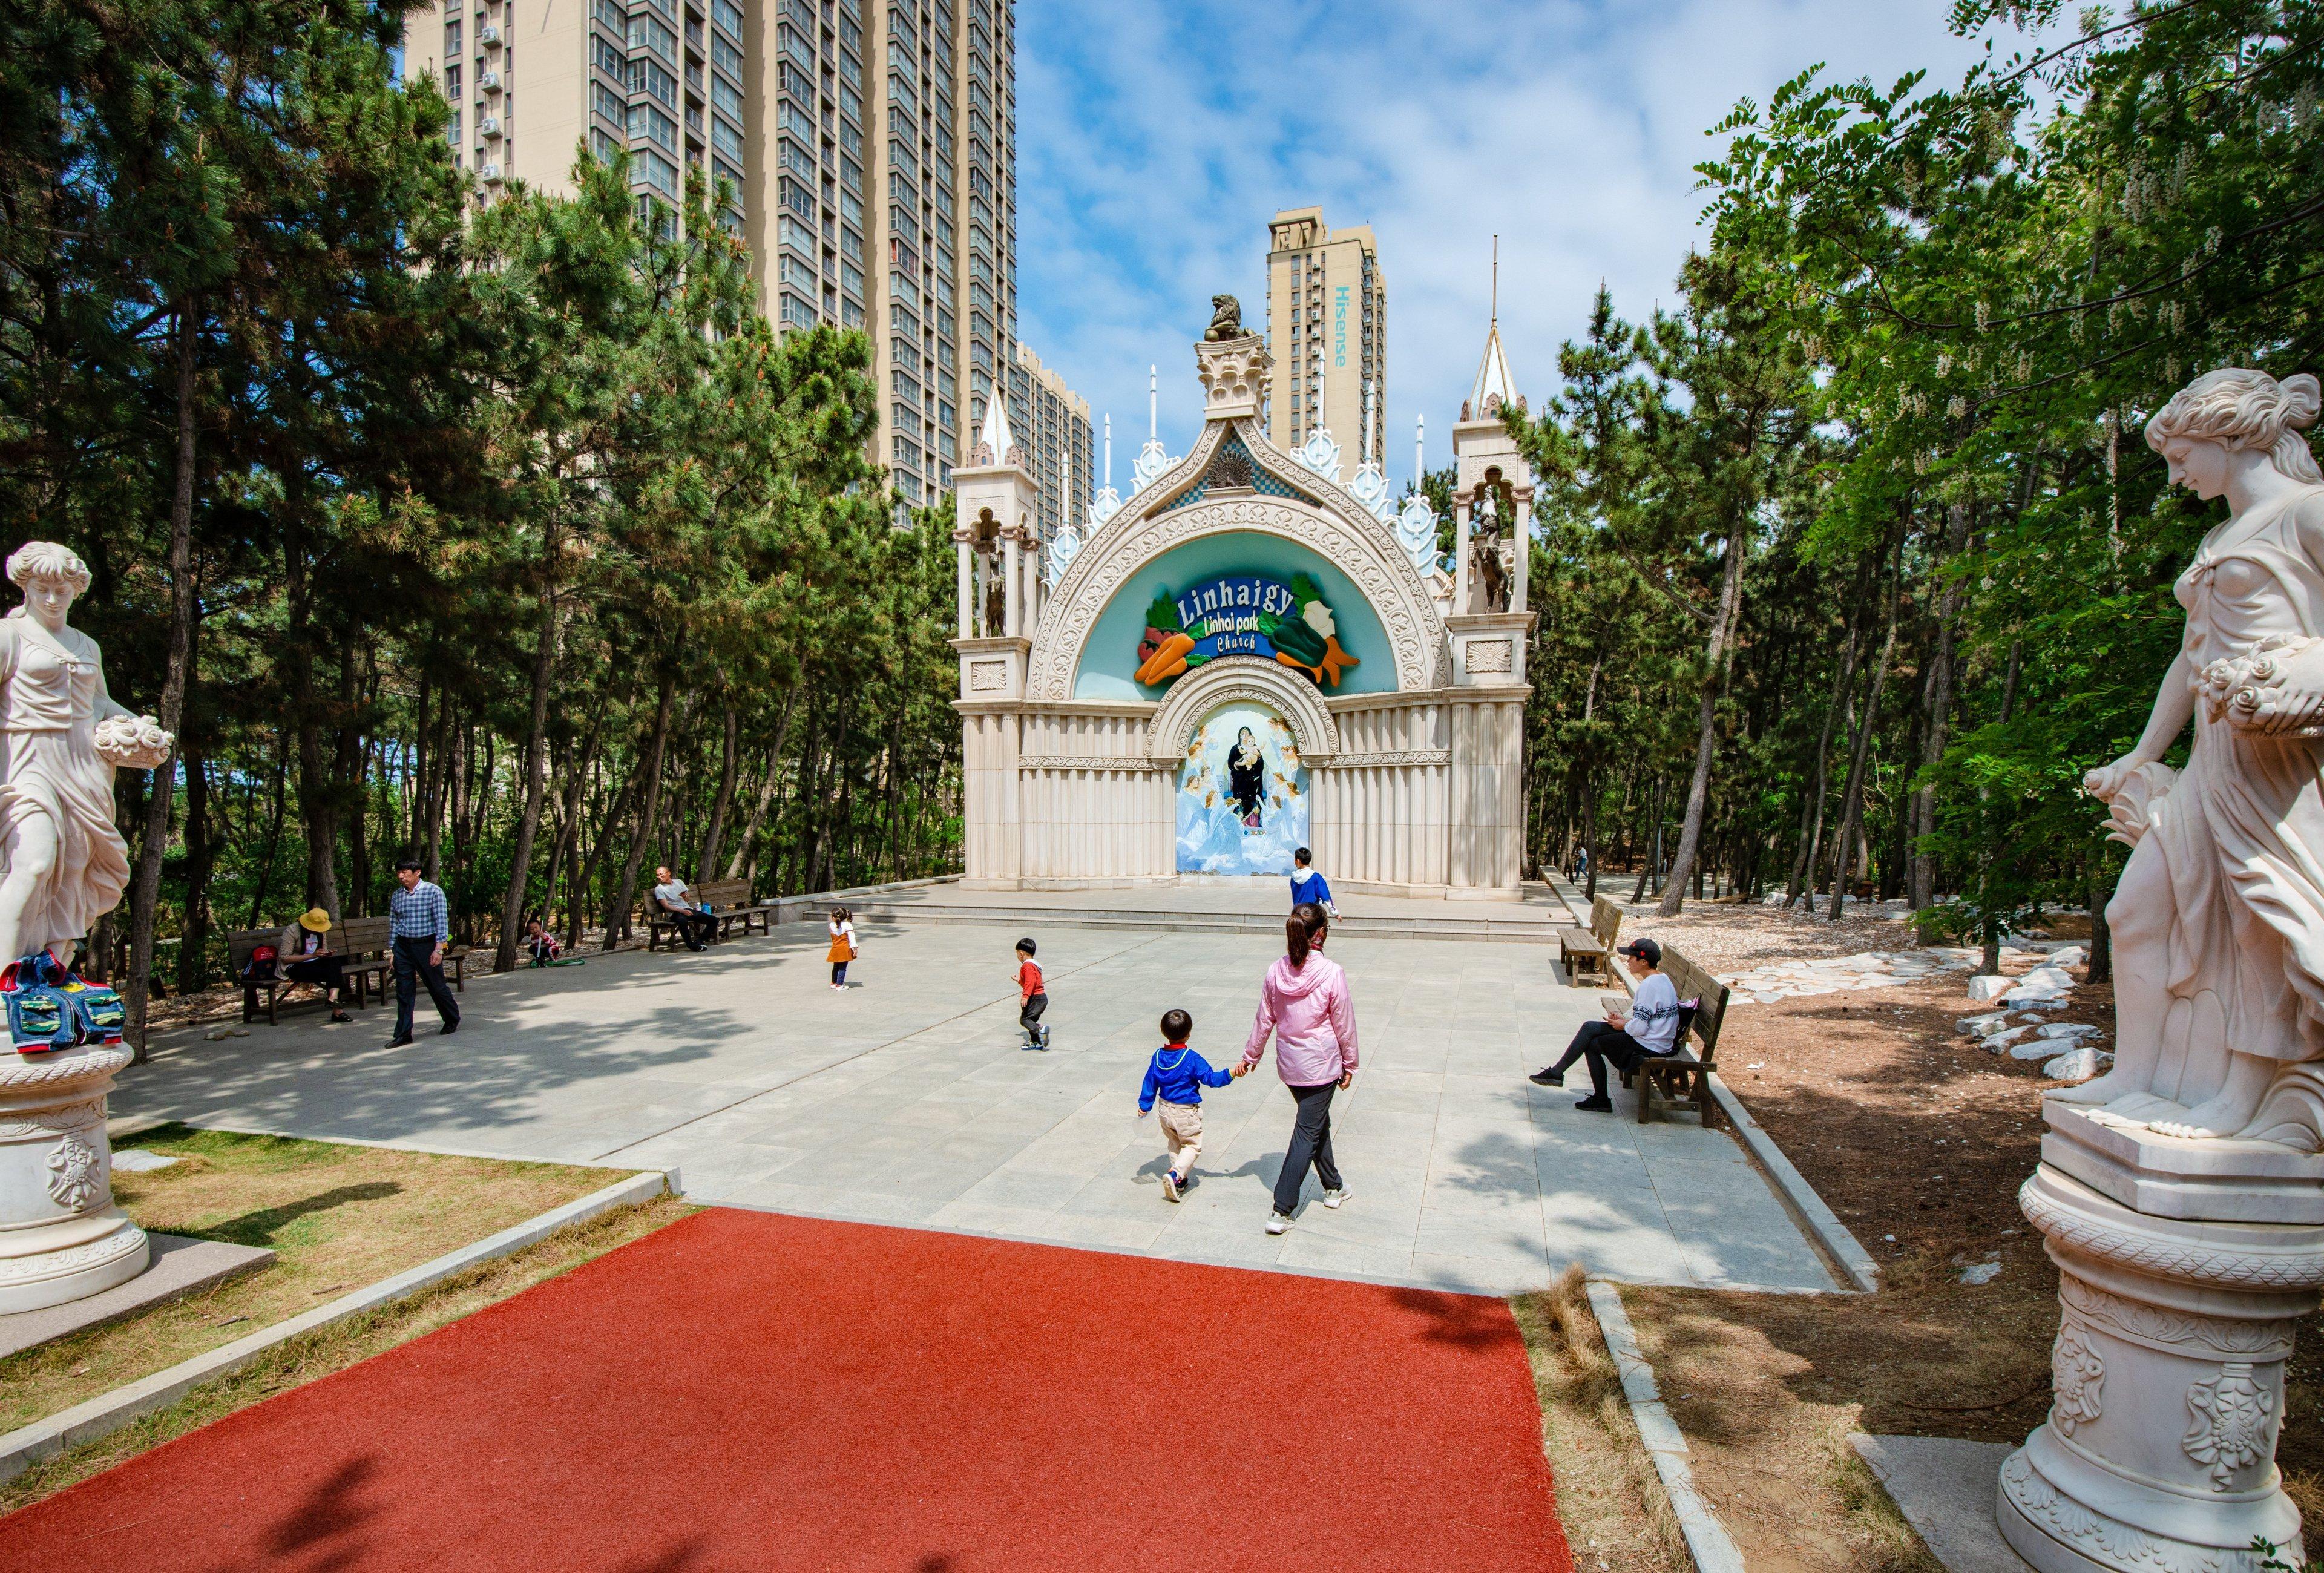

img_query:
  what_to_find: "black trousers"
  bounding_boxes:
[666,908,716,951]
[1019,992,1047,1041]
[392,936,459,1039]
[1274,1080,1343,1215]
[1551,1019,1646,1099]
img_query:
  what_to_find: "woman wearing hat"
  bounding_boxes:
[274,908,354,1023]
[1530,936,1679,1111]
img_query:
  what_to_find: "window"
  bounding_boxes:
[780,103,815,141]
[777,60,811,100]
[634,147,677,196]
[890,304,919,337]
[446,18,462,53]
[937,367,956,399]
[780,139,815,179]
[712,33,742,79]
[712,76,743,120]
[780,292,816,330]
[937,400,955,431]
[889,138,917,184]
[592,34,625,74]
[590,126,621,164]
[778,175,813,219]
[778,215,816,254]
[838,119,861,158]
[887,70,917,116]
[445,62,463,99]
[712,116,743,162]
[591,0,623,31]
[839,82,861,122]
[591,82,623,123]
[628,103,675,150]
[627,12,675,58]
[891,272,919,310]
[889,203,919,246]
[637,59,675,105]
[712,0,741,36]
[712,156,743,190]
[841,260,862,298]
[777,21,812,68]
[934,122,952,162]
[936,211,953,247]
[836,47,861,89]
[933,244,954,284]
[935,306,954,341]
[839,155,861,193]
[839,191,862,229]
[893,400,919,437]
[781,255,818,293]
[447,108,462,148]
[841,297,864,328]
[839,10,861,52]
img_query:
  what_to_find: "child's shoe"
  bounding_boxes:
[4,953,74,1054]
[62,972,127,1046]
[1161,1170,1181,1202]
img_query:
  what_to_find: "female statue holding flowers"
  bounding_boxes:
[2074,369,2324,1144]
[0,542,172,971]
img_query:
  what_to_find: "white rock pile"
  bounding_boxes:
[1717,948,1977,1004]
[1955,948,2110,1083]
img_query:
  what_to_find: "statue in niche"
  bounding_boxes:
[1204,295,1244,343]
[0,542,172,970]
[2073,369,2324,1145]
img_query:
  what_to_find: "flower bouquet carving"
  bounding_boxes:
[91,713,174,770]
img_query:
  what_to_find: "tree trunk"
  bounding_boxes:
[1909,501,1974,909]
[1827,544,1904,921]
[1658,511,1749,917]
[1630,777,1663,904]
[606,675,675,950]
[2087,858,2113,984]
[175,748,214,993]
[494,552,562,972]
[726,689,798,883]
[697,699,740,883]
[125,302,201,1059]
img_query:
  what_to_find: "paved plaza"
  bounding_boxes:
[117,918,1836,1294]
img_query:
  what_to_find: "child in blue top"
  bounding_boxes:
[1288,847,1338,918]
[1138,1008,1247,1201]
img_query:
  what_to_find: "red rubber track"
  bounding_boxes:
[0,1209,1574,1572]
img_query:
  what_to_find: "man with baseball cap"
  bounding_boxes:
[1530,936,1681,1112]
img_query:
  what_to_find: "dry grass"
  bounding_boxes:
[2,1124,630,1433]
[0,1194,692,1514]
[1509,1266,1689,1573]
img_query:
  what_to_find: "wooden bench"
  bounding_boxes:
[1560,895,1623,987]
[646,879,775,951]
[230,918,471,1023]
[1617,945,1729,1128]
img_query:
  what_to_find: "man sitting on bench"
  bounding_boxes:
[652,867,717,953]
[1529,937,1679,1112]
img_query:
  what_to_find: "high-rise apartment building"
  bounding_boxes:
[1262,206,1386,461]
[1006,343,1091,548]
[399,0,1016,505]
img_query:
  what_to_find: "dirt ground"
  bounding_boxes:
[1601,945,2324,1572]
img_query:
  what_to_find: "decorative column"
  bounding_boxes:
[1452,490,1472,615]
[1511,485,1533,614]
[954,528,973,639]
[1002,526,1021,640]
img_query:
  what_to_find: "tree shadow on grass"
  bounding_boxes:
[200,1181,402,1247]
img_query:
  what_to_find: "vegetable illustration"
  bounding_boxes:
[1136,631,1196,686]
[1135,589,1184,672]
[1315,636,1360,688]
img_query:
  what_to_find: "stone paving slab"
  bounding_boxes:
[117,921,1837,1295]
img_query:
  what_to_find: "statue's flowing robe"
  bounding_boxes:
[0,616,131,956]
[2137,490,2324,1101]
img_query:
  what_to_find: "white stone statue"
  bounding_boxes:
[2073,369,2324,1145]
[0,542,172,970]
[0,541,168,1313]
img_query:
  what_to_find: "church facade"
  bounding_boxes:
[948,314,1536,899]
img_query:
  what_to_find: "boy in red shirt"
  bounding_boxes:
[1014,937,1050,1050]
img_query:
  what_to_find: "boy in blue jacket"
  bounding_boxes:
[1138,1008,1247,1201]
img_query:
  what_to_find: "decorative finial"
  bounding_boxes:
[1104,414,1112,489]
[1149,366,1157,442]
[1490,234,1499,325]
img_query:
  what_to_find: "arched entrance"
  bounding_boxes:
[1173,700,1309,876]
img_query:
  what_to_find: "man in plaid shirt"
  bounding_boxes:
[387,859,460,1046]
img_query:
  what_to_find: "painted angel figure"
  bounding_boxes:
[0,542,172,970]
[2070,370,2324,1145]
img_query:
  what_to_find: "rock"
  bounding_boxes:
[1986,1025,2035,1051]
[2012,1037,2063,1060]
[1961,1261,2003,1286]
[2043,1046,2108,1082]
[1969,974,2011,1002]
[111,1149,181,1172]
[2038,1022,2103,1040]
[2021,965,2076,992]
[203,1025,251,1040]
[1958,1012,2011,1036]
[2000,985,2070,1005]
[2046,945,2089,969]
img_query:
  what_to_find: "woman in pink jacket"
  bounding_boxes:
[1243,903,1358,1234]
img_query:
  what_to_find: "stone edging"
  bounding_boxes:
[0,1167,674,1485]
[1705,1074,1881,1293]
[1585,1279,1746,1573]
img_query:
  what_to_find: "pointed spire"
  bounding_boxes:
[1468,237,1518,419]
[975,390,1017,467]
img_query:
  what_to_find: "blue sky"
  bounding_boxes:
[1011,0,2044,492]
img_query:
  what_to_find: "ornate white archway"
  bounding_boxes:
[1141,655,1341,766]
[1026,418,1452,701]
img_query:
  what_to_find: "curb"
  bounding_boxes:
[0,1167,674,1484]
[1704,1074,1880,1293]
[1585,1279,1746,1573]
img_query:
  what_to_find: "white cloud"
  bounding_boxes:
[1012,0,2040,487]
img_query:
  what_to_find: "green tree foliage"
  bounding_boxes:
[1,0,959,1045]
[1512,1,2324,950]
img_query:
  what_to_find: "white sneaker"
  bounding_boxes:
[1322,1187,1349,1209]
[1266,1213,1292,1235]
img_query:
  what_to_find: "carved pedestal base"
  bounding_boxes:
[2003,1142,2320,1572]
[0,1045,147,1314]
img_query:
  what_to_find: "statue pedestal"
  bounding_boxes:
[2001,1106,2321,1572]
[0,1045,148,1314]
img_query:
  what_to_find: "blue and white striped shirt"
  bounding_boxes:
[388,879,450,942]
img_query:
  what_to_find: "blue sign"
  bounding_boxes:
[1132,572,1360,689]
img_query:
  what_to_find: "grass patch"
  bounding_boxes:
[0,1194,692,1514]
[1509,1267,1689,1573]
[2,1124,635,1435]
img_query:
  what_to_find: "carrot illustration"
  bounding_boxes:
[1275,651,1320,681]
[1137,631,1196,685]
[1316,637,1360,688]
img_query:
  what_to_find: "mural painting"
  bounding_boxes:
[1134,572,1359,692]
[1175,705,1308,876]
